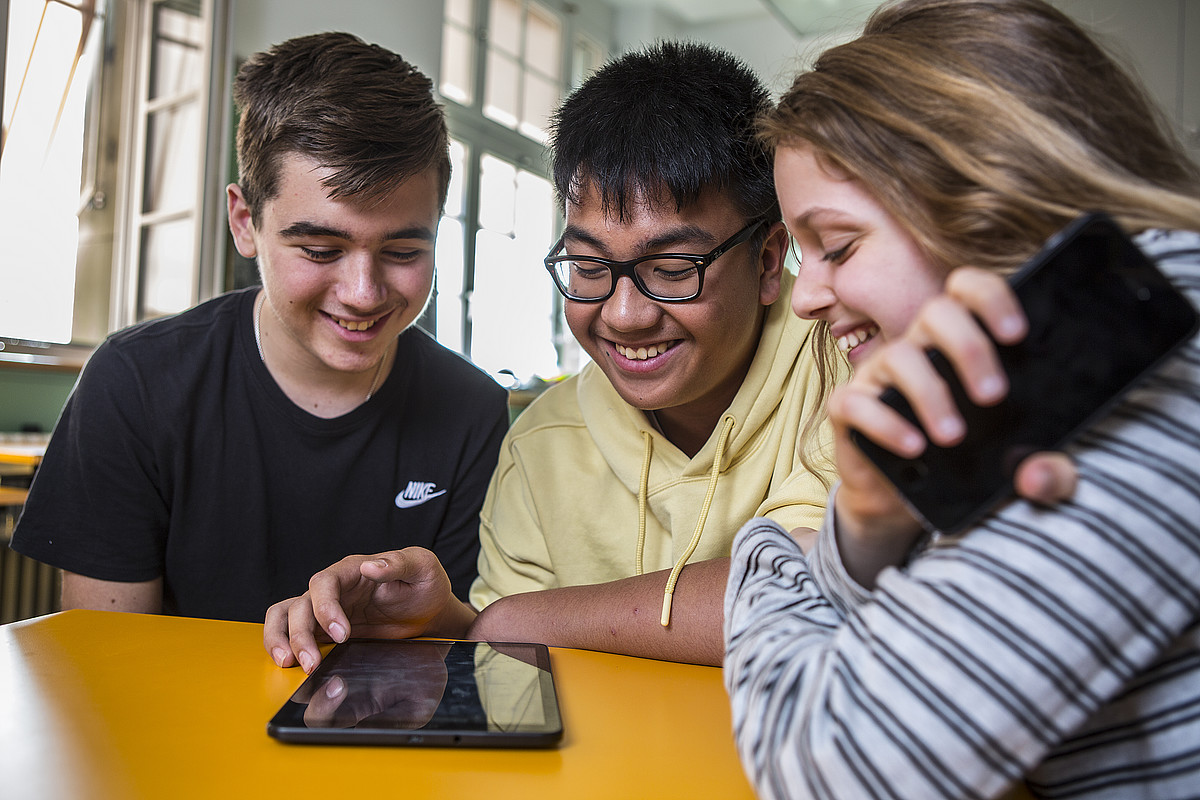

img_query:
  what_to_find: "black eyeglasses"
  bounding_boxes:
[544,218,768,303]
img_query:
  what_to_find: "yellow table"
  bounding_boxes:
[0,610,754,800]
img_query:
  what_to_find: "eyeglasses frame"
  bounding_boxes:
[543,217,769,303]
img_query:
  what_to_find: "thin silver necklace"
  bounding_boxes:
[253,293,389,403]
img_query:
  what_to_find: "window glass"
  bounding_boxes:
[139,218,197,319]
[470,156,558,382]
[525,6,560,77]
[143,103,202,213]
[445,0,473,27]
[435,216,466,353]
[149,4,203,101]
[440,24,474,105]
[484,50,520,129]
[489,0,522,56]
[520,71,557,143]
[435,139,469,352]
[0,0,101,343]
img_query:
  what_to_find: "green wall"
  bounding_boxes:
[0,369,78,432]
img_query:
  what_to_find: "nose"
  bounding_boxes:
[791,260,836,320]
[599,275,661,331]
[337,253,387,310]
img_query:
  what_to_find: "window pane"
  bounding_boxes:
[0,0,97,343]
[446,0,473,28]
[440,23,473,105]
[483,50,519,129]
[488,0,521,56]
[139,218,196,318]
[434,217,466,353]
[478,154,516,234]
[469,166,558,382]
[525,5,561,78]
[143,103,202,213]
[519,71,557,144]
[445,139,468,219]
[572,36,604,88]
[149,3,203,101]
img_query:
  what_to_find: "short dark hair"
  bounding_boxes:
[549,41,777,224]
[233,32,450,225]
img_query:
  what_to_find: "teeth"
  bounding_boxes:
[836,324,879,353]
[616,341,675,361]
[335,317,377,332]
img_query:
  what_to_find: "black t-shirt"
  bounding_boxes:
[12,288,508,622]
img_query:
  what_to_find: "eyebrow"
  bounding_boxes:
[560,222,719,256]
[792,207,858,230]
[278,221,436,243]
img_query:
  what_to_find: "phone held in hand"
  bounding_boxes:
[850,211,1199,534]
[267,638,563,748]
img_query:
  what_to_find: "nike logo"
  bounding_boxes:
[395,481,447,509]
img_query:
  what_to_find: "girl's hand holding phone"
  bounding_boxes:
[829,267,1077,588]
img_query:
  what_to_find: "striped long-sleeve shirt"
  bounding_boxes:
[724,229,1200,800]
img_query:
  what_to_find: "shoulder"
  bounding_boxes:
[84,290,251,380]
[102,290,249,356]
[399,328,507,405]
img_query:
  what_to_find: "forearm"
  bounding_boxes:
[62,572,163,614]
[468,558,729,665]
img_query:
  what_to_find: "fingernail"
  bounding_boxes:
[329,622,347,643]
[937,416,965,440]
[298,651,314,674]
[977,374,1005,402]
[272,647,289,667]
[325,677,345,699]
[997,314,1024,340]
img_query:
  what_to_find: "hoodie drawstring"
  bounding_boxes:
[634,415,737,627]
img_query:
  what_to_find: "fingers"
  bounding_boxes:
[943,267,1027,345]
[1014,451,1078,505]
[263,597,303,668]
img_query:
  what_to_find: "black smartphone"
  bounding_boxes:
[850,212,1199,534]
[267,638,563,748]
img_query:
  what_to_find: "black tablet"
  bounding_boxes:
[267,639,563,748]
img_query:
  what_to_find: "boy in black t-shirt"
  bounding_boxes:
[11,33,508,621]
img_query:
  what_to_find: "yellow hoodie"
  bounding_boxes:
[470,271,834,618]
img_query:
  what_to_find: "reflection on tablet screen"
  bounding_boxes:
[267,639,562,748]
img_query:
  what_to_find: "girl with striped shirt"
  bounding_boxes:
[724,1,1200,797]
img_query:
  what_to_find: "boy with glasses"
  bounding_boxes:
[265,41,833,668]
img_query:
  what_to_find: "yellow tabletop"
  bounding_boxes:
[0,610,754,800]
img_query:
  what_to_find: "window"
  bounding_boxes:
[437,0,601,384]
[0,0,227,362]
[0,0,107,344]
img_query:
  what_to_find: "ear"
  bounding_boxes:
[226,184,258,259]
[756,221,788,306]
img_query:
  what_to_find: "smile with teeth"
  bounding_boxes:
[836,324,879,353]
[615,340,679,361]
[333,315,378,332]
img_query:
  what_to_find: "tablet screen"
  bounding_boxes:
[267,639,563,747]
